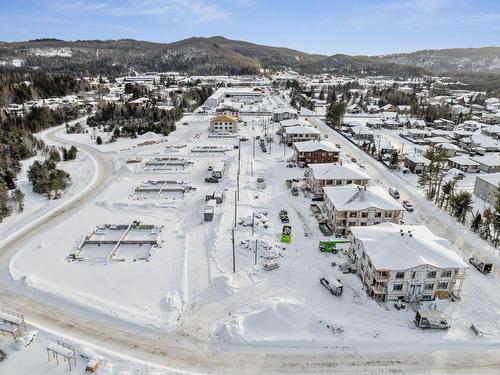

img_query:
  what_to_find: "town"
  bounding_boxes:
[0,67,499,373]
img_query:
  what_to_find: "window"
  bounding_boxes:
[360,222,367,226]
[374,212,382,218]
[349,212,357,218]
[427,271,437,279]
[395,272,405,279]
[437,282,449,289]
[441,270,452,278]
[393,284,403,291]
[411,271,417,279]
[424,283,434,290]
[348,221,356,226]
[361,212,368,218]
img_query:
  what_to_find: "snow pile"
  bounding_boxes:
[215,297,344,343]
[237,211,270,228]
[14,331,38,351]
[238,239,286,260]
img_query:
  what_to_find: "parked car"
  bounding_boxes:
[182,122,189,126]
[335,144,341,149]
[208,165,214,171]
[320,277,343,296]
[402,200,414,212]
[389,187,400,199]
[279,209,289,223]
[318,223,334,236]
[205,177,220,183]
[233,145,239,149]
[469,255,493,274]
[264,262,279,271]
[414,310,450,330]
[350,157,357,163]
[240,137,249,141]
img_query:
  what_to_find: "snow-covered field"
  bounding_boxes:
[2,110,500,373]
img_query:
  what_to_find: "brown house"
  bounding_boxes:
[293,140,340,166]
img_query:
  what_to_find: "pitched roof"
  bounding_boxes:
[210,115,238,123]
[284,125,320,135]
[323,185,403,212]
[350,222,468,270]
[293,140,340,153]
[309,163,371,181]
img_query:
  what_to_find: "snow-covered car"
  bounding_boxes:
[402,200,414,212]
[389,187,400,199]
[264,262,279,271]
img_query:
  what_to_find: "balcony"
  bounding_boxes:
[373,271,390,282]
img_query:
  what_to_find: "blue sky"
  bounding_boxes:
[1,0,499,55]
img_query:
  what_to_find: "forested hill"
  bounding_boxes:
[0,37,499,89]
[0,37,426,77]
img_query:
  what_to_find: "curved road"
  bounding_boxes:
[0,124,499,374]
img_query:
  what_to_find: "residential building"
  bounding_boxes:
[209,115,238,134]
[283,125,321,145]
[293,141,340,166]
[473,173,500,205]
[404,154,430,174]
[308,164,371,197]
[323,185,404,235]
[349,223,468,302]
[471,155,500,173]
[215,106,240,120]
[272,108,297,122]
[447,156,480,173]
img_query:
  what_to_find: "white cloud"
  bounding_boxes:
[54,0,230,23]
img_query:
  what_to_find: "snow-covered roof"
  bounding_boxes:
[351,222,468,270]
[309,163,370,181]
[405,154,430,165]
[284,125,320,135]
[323,185,403,212]
[448,156,479,166]
[476,172,500,187]
[435,142,459,150]
[471,155,500,167]
[293,140,339,153]
[280,119,311,128]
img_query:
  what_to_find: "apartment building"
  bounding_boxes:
[349,223,468,302]
[322,185,403,235]
[308,164,370,198]
[293,141,340,166]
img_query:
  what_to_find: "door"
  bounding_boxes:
[410,284,421,295]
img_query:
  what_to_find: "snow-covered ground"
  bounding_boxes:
[2,108,500,373]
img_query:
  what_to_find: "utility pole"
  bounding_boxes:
[252,212,255,235]
[232,228,236,273]
[234,190,237,227]
[252,137,255,159]
[254,239,258,266]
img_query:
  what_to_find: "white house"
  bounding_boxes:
[473,173,500,205]
[323,185,404,235]
[209,115,238,134]
[283,125,321,145]
[307,163,371,197]
[349,223,468,302]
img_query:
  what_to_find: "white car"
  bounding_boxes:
[402,200,414,212]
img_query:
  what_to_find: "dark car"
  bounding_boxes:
[205,177,220,183]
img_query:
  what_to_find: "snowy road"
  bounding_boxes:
[1,121,500,374]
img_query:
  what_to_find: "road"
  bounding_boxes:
[311,118,500,269]
[0,121,499,374]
